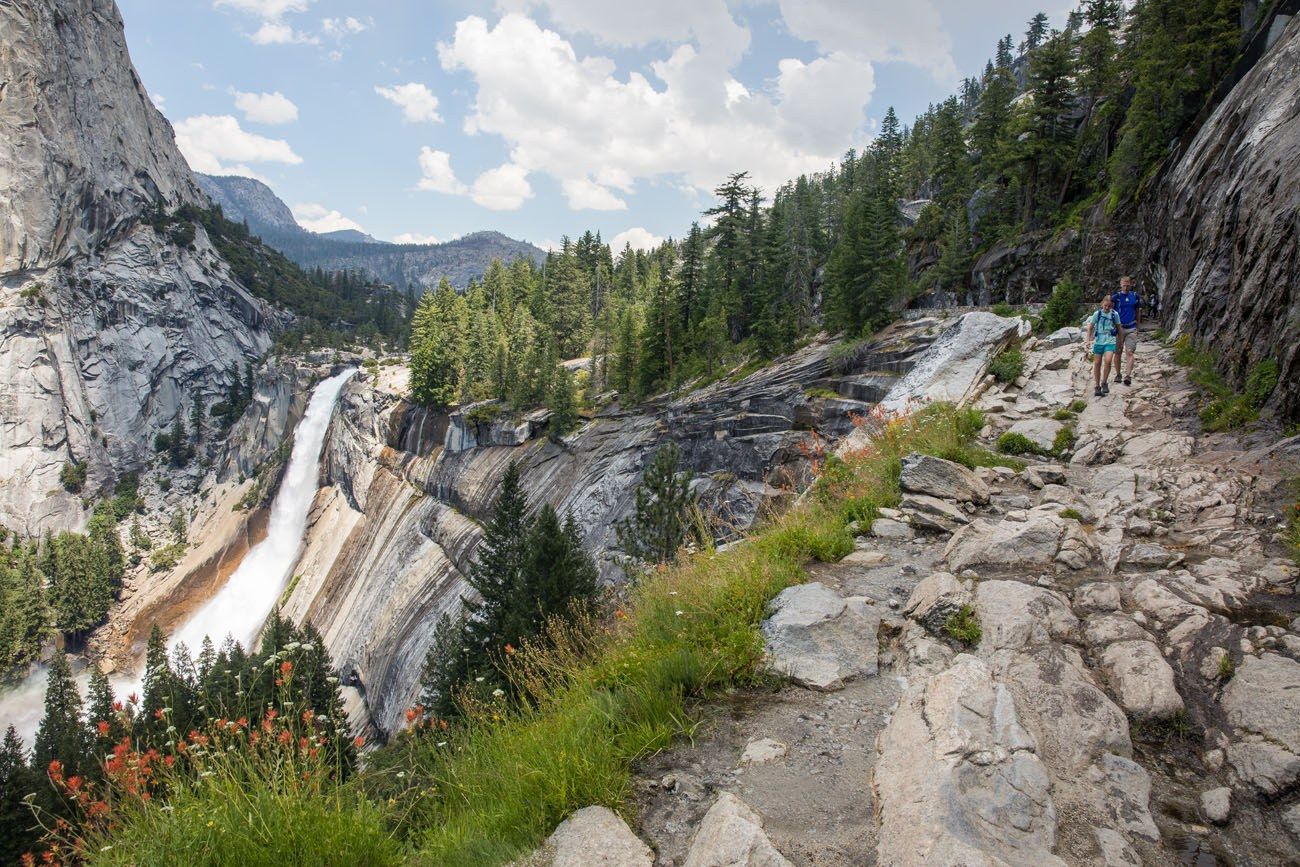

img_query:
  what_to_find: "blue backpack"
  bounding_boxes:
[1091,309,1120,341]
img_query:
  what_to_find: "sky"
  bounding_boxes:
[117,0,1074,252]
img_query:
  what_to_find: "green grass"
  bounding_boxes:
[85,738,396,867]
[1052,426,1077,455]
[942,605,982,646]
[988,347,1025,384]
[1216,651,1235,682]
[83,403,989,867]
[996,425,1075,459]
[1172,335,1279,432]
[1059,508,1084,521]
[803,386,842,401]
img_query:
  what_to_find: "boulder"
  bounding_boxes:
[1200,788,1232,825]
[1024,464,1068,489]
[532,806,653,867]
[900,453,990,504]
[761,583,879,691]
[1007,418,1063,453]
[900,493,971,534]
[1123,543,1183,569]
[840,548,888,567]
[944,509,1090,572]
[1044,327,1082,348]
[874,654,1067,867]
[870,517,915,540]
[1074,582,1121,612]
[1100,640,1184,720]
[739,737,788,767]
[1222,654,1300,794]
[684,792,793,867]
[903,572,970,635]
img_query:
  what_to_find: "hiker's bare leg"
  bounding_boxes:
[1093,353,1102,387]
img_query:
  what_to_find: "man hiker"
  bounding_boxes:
[1112,275,1141,385]
[1086,292,1124,397]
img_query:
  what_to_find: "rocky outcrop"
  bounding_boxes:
[523,806,653,867]
[0,0,202,271]
[1148,14,1300,419]
[0,0,282,534]
[761,582,878,691]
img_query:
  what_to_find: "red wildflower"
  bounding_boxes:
[96,720,110,737]
[127,692,139,705]
[404,708,417,724]
[354,735,365,748]
[279,660,293,676]
[21,851,35,866]
[236,716,249,729]
[504,643,516,655]
[301,710,314,724]
[164,755,175,768]
[279,730,292,744]
[111,701,123,712]
[614,608,626,620]
[153,708,165,720]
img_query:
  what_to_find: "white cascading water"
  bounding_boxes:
[0,367,356,743]
[170,367,356,653]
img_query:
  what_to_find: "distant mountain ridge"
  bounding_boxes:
[197,173,544,289]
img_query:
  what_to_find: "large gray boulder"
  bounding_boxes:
[944,509,1093,572]
[1100,640,1184,720]
[761,582,878,691]
[903,572,970,635]
[683,793,793,867]
[525,805,654,867]
[900,453,990,504]
[1222,653,1300,795]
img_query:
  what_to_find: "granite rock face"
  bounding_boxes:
[1148,15,1300,419]
[0,0,203,271]
[0,0,280,534]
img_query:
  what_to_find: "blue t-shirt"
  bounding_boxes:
[1113,290,1141,328]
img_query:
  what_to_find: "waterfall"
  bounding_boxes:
[170,367,356,653]
[0,368,356,744]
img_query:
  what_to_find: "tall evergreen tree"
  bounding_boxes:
[0,726,38,865]
[615,442,697,567]
[33,649,88,775]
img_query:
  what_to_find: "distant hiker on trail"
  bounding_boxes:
[1112,275,1141,386]
[1086,293,1124,398]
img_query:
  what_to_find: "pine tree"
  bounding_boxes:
[0,726,38,865]
[515,507,599,637]
[1024,12,1050,51]
[34,649,88,775]
[139,624,172,742]
[615,442,697,567]
[409,279,466,407]
[548,365,578,436]
[0,550,48,671]
[85,664,122,759]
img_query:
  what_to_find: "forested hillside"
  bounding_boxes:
[406,0,1246,414]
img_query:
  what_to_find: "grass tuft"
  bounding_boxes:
[1058,508,1084,521]
[942,604,982,646]
[989,347,1025,384]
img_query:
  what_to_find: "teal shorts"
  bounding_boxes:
[1093,341,1116,355]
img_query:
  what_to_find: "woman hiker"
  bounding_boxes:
[1086,292,1125,398]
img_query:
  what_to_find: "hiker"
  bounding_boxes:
[1086,292,1124,397]
[1112,275,1141,386]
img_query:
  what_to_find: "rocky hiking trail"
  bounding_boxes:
[527,326,1300,866]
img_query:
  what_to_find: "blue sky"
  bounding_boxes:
[117,0,1073,251]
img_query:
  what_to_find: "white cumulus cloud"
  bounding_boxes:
[470,162,533,210]
[173,114,303,174]
[393,232,442,245]
[415,147,468,194]
[561,178,627,211]
[435,14,874,207]
[292,203,365,234]
[376,83,443,123]
[233,90,299,124]
[610,227,664,251]
[776,0,958,83]
[322,16,369,36]
[213,0,310,18]
[248,21,318,44]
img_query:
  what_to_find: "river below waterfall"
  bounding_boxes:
[0,367,356,744]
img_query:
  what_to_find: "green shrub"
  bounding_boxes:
[988,347,1025,384]
[60,459,88,493]
[804,386,841,400]
[1216,651,1235,681]
[1244,359,1279,407]
[1039,277,1084,333]
[943,605,982,646]
[1052,426,1077,455]
[149,541,186,572]
[1059,508,1084,521]
[1052,408,1075,421]
[1069,399,1087,413]
[997,432,1041,455]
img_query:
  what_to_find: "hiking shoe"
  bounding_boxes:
[1124,376,1131,386]
[1094,386,1103,397]
[1102,382,1110,395]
